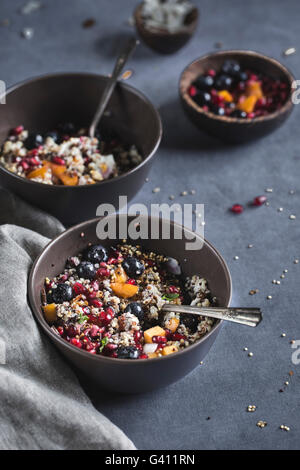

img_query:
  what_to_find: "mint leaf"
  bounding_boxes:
[99,336,108,352]
[78,314,89,324]
[162,293,179,301]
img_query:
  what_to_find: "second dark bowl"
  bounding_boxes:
[0,73,162,226]
[179,50,294,143]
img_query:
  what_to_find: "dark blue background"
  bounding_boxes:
[1,0,299,449]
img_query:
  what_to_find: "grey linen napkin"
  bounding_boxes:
[0,189,136,450]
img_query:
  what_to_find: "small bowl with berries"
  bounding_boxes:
[179,50,294,143]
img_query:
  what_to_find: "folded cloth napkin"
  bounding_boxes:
[0,189,136,450]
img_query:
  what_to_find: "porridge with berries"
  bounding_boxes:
[0,123,142,185]
[42,242,216,359]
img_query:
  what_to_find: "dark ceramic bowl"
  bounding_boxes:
[0,73,162,226]
[28,215,232,394]
[179,50,294,143]
[134,2,198,54]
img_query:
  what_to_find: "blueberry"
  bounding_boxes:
[122,257,145,278]
[124,302,144,321]
[215,74,233,90]
[210,105,225,116]
[238,71,248,82]
[117,346,139,359]
[58,122,75,135]
[76,261,96,279]
[231,109,247,118]
[164,257,181,276]
[51,283,73,304]
[45,131,60,143]
[194,91,211,107]
[221,60,241,77]
[181,314,198,333]
[193,75,214,90]
[25,133,44,149]
[82,244,108,264]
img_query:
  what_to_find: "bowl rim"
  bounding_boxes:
[134,2,199,37]
[0,72,162,191]
[179,49,295,123]
[28,214,232,366]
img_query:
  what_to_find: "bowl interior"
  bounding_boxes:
[29,215,232,361]
[1,73,162,160]
[180,50,294,120]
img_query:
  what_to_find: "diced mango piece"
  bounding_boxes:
[147,352,159,359]
[59,171,78,186]
[144,326,166,344]
[238,95,257,113]
[42,303,57,323]
[218,90,233,102]
[114,266,128,283]
[165,317,180,333]
[50,163,66,178]
[162,345,179,356]
[246,81,263,99]
[27,163,48,180]
[110,282,138,298]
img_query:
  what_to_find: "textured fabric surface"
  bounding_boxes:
[0,190,135,450]
[1,0,300,450]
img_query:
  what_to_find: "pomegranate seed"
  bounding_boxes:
[134,331,142,343]
[28,157,40,166]
[207,69,216,77]
[105,343,118,351]
[107,257,118,265]
[169,285,179,294]
[90,299,103,309]
[171,333,186,341]
[105,307,115,318]
[19,161,29,171]
[139,354,148,359]
[96,267,110,277]
[188,85,197,97]
[109,352,118,358]
[52,156,65,165]
[89,349,97,354]
[66,325,80,337]
[230,204,244,214]
[152,335,167,344]
[11,125,24,136]
[90,280,99,291]
[73,282,87,295]
[127,279,136,285]
[84,341,95,352]
[136,343,143,351]
[28,148,39,157]
[88,291,98,299]
[90,325,100,338]
[60,274,68,282]
[103,331,111,338]
[70,338,82,348]
[253,195,267,206]
[57,326,64,336]
[202,105,209,112]
[247,112,255,119]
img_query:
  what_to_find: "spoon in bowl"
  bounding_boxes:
[162,304,262,327]
[89,37,139,139]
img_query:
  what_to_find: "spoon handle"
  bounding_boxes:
[89,37,138,138]
[162,304,262,327]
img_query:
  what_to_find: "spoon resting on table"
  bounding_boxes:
[89,37,139,139]
[162,304,262,327]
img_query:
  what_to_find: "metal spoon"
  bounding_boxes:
[89,37,139,139]
[162,304,262,327]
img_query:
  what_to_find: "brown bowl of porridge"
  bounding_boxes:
[0,73,162,225]
[28,215,232,393]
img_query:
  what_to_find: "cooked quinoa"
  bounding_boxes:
[42,242,215,359]
[0,125,142,185]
